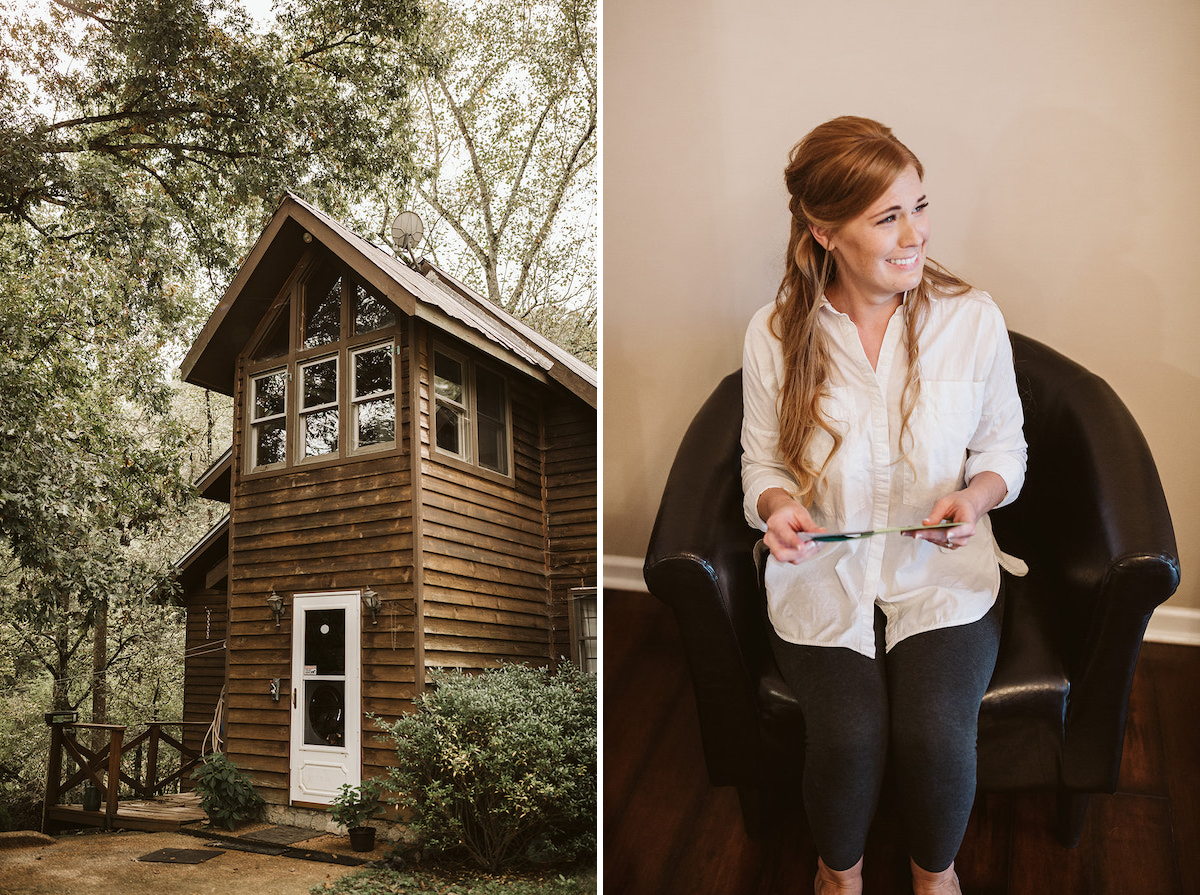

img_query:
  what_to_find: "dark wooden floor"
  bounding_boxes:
[603,589,1200,895]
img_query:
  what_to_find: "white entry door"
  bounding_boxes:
[289,591,361,805]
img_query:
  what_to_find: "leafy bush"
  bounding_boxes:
[310,867,596,895]
[378,663,596,872]
[331,778,385,830]
[190,751,265,830]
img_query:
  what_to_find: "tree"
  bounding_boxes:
[0,0,428,598]
[364,0,597,364]
[0,0,427,747]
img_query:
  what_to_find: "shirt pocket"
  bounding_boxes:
[809,385,872,521]
[901,380,984,511]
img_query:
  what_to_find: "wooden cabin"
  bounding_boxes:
[174,193,596,816]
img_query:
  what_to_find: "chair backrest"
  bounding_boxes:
[992,332,1176,577]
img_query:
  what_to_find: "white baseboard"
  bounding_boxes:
[604,554,649,593]
[1144,604,1200,647]
[603,553,1200,647]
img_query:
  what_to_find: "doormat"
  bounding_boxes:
[206,839,287,856]
[137,847,225,864]
[281,846,369,866]
[239,825,320,846]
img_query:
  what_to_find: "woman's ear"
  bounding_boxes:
[809,223,833,252]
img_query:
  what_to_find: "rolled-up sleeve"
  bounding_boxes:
[964,311,1027,508]
[741,306,798,530]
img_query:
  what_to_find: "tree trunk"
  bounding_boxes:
[92,595,107,732]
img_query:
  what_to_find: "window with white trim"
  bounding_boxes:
[250,369,288,469]
[569,587,597,673]
[432,345,511,477]
[352,343,395,450]
[300,355,339,460]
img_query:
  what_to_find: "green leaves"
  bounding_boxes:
[191,751,266,829]
[379,664,596,872]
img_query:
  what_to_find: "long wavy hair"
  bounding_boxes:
[771,116,970,504]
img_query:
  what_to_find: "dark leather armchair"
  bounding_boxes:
[642,331,1180,847]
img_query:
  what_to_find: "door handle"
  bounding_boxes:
[293,688,297,709]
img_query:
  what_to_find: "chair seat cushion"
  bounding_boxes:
[753,571,1069,791]
[978,570,1070,789]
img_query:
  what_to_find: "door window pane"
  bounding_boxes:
[304,608,346,674]
[304,680,345,747]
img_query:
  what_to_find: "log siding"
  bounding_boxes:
[177,215,596,813]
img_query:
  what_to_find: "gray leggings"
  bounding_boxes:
[769,596,1002,873]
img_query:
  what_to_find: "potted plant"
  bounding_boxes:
[330,779,384,851]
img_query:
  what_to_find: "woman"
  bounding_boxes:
[740,117,1027,895]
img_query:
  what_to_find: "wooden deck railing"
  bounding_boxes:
[42,720,210,833]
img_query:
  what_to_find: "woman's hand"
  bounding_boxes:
[759,488,827,564]
[908,471,1009,550]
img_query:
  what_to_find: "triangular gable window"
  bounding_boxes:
[252,306,290,362]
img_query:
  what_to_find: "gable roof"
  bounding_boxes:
[180,192,597,408]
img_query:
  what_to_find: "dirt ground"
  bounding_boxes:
[0,829,368,895]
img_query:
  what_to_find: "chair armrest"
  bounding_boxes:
[996,337,1180,790]
[1053,374,1179,789]
[643,371,769,785]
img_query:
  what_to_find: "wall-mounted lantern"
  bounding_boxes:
[267,588,285,627]
[362,586,380,625]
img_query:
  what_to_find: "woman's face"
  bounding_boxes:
[822,165,930,305]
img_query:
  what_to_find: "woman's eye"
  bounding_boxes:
[915,202,929,214]
[877,214,896,225]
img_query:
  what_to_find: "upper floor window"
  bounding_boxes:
[433,345,511,477]
[244,257,400,473]
[250,369,288,469]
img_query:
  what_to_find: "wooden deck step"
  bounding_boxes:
[46,792,206,833]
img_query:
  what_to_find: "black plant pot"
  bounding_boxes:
[348,826,376,852]
[82,786,102,812]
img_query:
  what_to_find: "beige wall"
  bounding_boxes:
[602,0,1200,613]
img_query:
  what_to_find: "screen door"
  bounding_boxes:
[289,591,361,805]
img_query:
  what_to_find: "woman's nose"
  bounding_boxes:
[899,217,923,247]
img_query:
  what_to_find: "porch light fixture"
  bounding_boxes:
[267,588,285,627]
[362,586,380,625]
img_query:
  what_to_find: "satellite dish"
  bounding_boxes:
[391,211,424,252]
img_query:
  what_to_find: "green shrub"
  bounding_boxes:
[190,751,265,830]
[331,778,385,831]
[378,663,596,872]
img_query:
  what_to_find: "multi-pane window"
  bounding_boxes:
[570,587,597,674]
[251,370,288,469]
[433,350,468,460]
[432,345,511,477]
[475,367,509,476]
[353,344,395,450]
[300,356,339,459]
[244,257,399,473]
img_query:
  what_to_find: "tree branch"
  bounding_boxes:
[510,111,595,311]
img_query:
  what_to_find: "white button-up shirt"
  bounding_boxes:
[741,289,1027,657]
